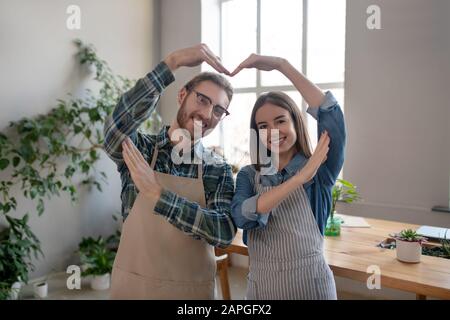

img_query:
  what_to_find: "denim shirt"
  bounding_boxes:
[231,91,346,245]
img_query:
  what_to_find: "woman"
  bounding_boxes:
[231,54,346,300]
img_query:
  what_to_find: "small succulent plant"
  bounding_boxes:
[391,229,427,244]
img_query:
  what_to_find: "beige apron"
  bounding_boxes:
[110,148,216,299]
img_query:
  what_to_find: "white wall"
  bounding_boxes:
[159,0,202,123]
[0,0,159,278]
[335,0,450,300]
[341,0,450,229]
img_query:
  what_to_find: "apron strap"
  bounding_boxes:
[197,160,203,181]
[254,169,260,187]
[150,147,159,169]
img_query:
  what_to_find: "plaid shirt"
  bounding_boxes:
[103,62,236,248]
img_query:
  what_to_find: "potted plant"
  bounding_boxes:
[0,214,42,300]
[32,270,54,299]
[78,236,115,290]
[391,229,427,263]
[33,280,48,299]
[325,179,361,236]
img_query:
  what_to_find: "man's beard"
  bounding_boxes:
[176,103,190,131]
[176,102,210,140]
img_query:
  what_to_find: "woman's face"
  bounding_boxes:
[255,103,297,154]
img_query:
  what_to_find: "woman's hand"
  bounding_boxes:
[230,54,286,76]
[122,137,162,199]
[294,131,330,185]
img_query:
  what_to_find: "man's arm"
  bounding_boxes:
[121,138,236,248]
[103,43,230,168]
[153,163,237,248]
[103,62,174,167]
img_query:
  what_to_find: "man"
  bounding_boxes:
[103,44,236,299]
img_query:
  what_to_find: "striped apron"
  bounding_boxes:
[246,171,337,300]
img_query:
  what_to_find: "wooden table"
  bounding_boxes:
[224,215,450,300]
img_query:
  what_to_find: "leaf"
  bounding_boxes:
[88,109,101,122]
[80,161,90,174]
[94,182,102,192]
[12,157,21,167]
[89,150,97,161]
[64,166,76,179]
[74,125,83,134]
[338,179,354,188]
[37,199,44,216]
[0,159,10,170]
[2,203,10,214]
[30,188,37,200]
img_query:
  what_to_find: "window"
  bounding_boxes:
[202,0,346,169]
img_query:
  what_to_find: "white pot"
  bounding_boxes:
[9,281,22,300]
[396,239,422,263]
[33,281,48,299]
[90,273,110,290]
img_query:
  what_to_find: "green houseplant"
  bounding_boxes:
[325,179,361,237]
[78,236,116,290]
[391,229,427,263]
[0,214,42,299]
[0,40,160,297]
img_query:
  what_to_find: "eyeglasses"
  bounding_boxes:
[192,90,230,120]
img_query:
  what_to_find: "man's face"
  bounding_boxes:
[176,80,230,140]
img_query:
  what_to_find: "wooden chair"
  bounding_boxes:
[215,247,231,300]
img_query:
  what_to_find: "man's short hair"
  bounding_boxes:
[184,72,233,104]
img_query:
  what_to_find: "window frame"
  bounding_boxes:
[219,0,344,117]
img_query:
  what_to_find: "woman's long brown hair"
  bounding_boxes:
[250,91,312,171]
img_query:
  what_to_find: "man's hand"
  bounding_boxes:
[230,54,286,76]
[164,44,230,75]
[122,137,162,199]
[294,131,330,185]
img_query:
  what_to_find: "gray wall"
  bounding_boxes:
[158,0,202,123]
[336,0,450,300]
[341,0,450,228]
[0,0,159,278]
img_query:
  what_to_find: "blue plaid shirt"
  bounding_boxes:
[103,62,236,248]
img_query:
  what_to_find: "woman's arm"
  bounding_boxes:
[231,168,270,230]
[255,131,330,213]
[232,132,330,224]
[231,54,333,213]
[277,59,346,185]
[278,59,326,108]
[231,54,326,107]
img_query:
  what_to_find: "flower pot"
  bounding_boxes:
[9,281,22,300]
[90,273,110,290]
[33,281,48,299]
[395,239,422,263]
[325,215,341,236]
